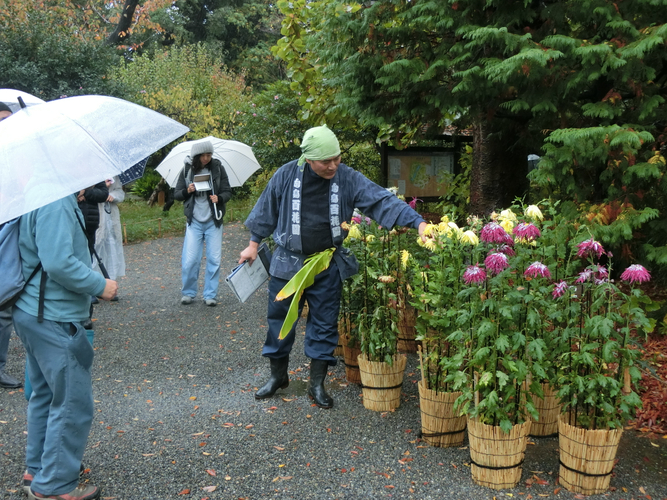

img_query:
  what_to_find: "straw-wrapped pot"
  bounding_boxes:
[467,417,531,490]
[418,380,466,447]
[334,318,345,357]
[558,414,623,495]
[529,382,561,437]
[358,353,407,412]
[341,332,361,384]
[397,305,418,353]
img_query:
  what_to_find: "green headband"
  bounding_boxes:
[297,125,341,167]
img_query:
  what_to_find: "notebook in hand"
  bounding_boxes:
[226,243,271,303]
[193,173,212,192]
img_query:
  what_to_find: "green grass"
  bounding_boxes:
[118,197,255,244]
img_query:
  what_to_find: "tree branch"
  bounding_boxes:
[106,0,140,46]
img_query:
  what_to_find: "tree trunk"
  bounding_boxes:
[469,118,529,216]
[106,0,140,45]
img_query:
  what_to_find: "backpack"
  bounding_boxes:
[0,218,44,313]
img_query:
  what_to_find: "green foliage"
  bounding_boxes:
[130,169,163,200]
[110,44,251,139]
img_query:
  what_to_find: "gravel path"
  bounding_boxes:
[1,222,666,499]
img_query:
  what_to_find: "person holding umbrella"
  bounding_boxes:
[238,125,427,409]
[175,140,232,306]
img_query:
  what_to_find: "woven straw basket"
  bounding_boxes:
[358,353,407,412]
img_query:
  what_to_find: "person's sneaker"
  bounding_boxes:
[22,470,33,495]
[24,464,86,494]
[29,484,99,500]
[181,296,193,305]
[205,299,217,307]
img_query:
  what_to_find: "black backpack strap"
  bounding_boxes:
[37,268,47,323]
[74,210,109,279]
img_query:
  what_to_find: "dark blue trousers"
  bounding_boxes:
[263,262,342,365]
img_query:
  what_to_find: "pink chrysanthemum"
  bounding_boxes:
[575,269,593,283]
[480,222,508,244]
[463,265,487,284]
[351,216,361,224]
[620,264,651,284]
[513,222,541,241]
[524,261,551,279]
[577,238,605,259]
[552,280,569,298]
[495,244,516,257]
[500,232,515,245]
[595,265,609,280]
[484,252,509,275]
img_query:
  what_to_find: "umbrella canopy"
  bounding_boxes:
[0,88,45,113]
[0,95,189,225]
[118,157,148,185]
[155,136,261,188]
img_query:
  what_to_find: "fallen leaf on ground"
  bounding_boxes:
[202,486,216,492]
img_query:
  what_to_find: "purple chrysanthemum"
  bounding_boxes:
[575,269,593,283]
[513,222,541,241]
[524,261,551,279]
[495,244,516,257]
[552,280,569,298]
[485,252,509,275]
[620,264,651,284]
[480,222,508,244]
[577,238,606,259]
[463,265,487,284]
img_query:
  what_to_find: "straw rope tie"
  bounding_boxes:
[419,429,466,438]
[470,458,524,470]
[360,382,403,390]
[558,432,622,449]
[343,361,359,369]
[467,431,527,444]
[559,460,613,477]
[558,447,618,463]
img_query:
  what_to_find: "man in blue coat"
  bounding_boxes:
[239,125,426,409]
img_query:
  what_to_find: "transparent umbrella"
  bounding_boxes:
[155,136,261,188]
[0,88,45,113]
[0,95,189,225]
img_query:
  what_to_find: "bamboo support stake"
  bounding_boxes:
[123,223,127,245]
[158,218,162,238]
[622,366,631,395]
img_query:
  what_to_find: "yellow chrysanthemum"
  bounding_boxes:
[365,234,375,243]
[498,209,517,222]
[340,221,350,231]
[438,222,452,237]
[648,152,666,165]
[440,215,450,224]
[348,224,362,240]
[397,194,405,201]
[525,204,544,221]
[423,223,437,237]
[500,218,514,234]
[401,249,411,269]
[459,230,479,246]
[423,238,436,251]
[516,237,537,247]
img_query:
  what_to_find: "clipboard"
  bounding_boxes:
[225,243,272,303]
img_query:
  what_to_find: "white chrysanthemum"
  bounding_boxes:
[525,204,544,221]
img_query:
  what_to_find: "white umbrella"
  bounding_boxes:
[0,88,45,113]
[155,136,261,188]
[0,95,189,225]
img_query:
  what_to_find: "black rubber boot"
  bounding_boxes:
[255,356,289,399]
[308,359,333,409]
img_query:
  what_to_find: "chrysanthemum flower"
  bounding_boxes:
[498,209,517,222]
[351,216,361,224]
[440,215,450,224]
[347,224,362,240]
[378,275,395,283]
[513,222,541,241]
[340,221,350,231]
[524,261,551,279]
[438,222,451,236]
[552,280,569,298]
[365,234,375,243]
[423,238,436,251]
[422,223,437,238]
[595,265,609,280]
[481,222,508,244]
[485,252,509,275]
[525,205,544,221]
[576,238,605,259]
[575,269,593,283]
[495,244,516,257]
[460,230,479,246]
[463,265,487,284]
[401,250,411,269]
[500,218,515,234]
[620,264,651,284]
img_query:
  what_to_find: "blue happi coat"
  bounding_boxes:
[245,160,424,281]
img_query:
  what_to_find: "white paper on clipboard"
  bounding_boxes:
[225,243,271,303]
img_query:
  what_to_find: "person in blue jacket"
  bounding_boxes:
[13,194,117,500]
[239,125,426,409]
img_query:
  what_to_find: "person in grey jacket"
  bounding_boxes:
[174,140,232,306]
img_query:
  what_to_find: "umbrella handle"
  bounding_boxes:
[213,202,223,221]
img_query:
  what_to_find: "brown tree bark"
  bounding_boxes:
[469,118,529,216]
[106,0,140,45]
